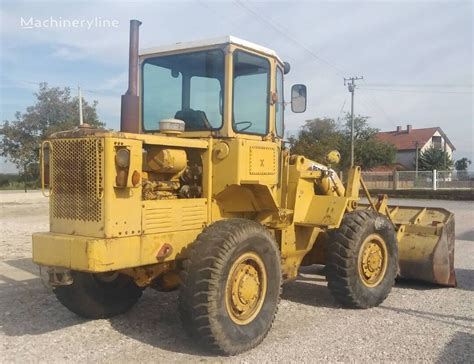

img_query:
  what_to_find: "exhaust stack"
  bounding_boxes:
[120,19,142,133]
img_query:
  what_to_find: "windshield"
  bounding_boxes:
[142,49,225,132]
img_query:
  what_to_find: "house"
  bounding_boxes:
[375,125,455,170]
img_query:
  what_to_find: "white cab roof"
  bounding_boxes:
[139,35,283,63]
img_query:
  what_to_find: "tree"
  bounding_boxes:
[338,114,396,171]
[289,114,396,171]
[288,118,342,163]
[0,83,104,190]
[418,146,454,171]
[454,157,471,171]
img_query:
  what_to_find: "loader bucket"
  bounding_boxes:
[388,206,456,287]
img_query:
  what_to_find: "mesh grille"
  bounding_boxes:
[51,138,103,222]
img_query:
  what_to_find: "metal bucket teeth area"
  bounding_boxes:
[398,214,456,286]
[359,204,456,287]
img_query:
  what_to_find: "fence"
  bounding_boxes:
[361,170,474,190]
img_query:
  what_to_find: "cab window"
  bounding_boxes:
[142,49,225,132]
[190,76,222,129]
[232,50,270,135]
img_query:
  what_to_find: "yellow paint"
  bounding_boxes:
[358,233,388,287]
[32,37,454,288]
[33,229,202,272]
[142,199,207,234]
[345,166,361,198]
[225,252,267,325]
[296,195,349,228]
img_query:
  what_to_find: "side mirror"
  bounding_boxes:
[291,84,307,113]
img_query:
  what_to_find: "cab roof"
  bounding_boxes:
[139,35,283,63]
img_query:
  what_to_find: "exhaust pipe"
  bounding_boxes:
[120,19,142,133]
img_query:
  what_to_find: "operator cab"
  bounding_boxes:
[139,36,306,139]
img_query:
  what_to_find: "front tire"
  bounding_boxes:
[54,271,142,319]
[326,210,398,309]
[178,219,281,355]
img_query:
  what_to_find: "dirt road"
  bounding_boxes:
[1,191,473,362]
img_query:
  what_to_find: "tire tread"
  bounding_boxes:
[326,210,397,309]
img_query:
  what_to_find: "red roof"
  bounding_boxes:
[375,126,455,151]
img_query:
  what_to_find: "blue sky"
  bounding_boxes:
[1,0,472,172]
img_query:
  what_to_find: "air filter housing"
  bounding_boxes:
[159,119,185,135]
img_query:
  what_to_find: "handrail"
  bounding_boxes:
[40,141,53,197]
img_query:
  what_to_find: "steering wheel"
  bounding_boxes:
[234,121,253,132]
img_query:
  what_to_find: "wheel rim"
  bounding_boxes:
[358,234,388,287]
[225,252,267,325]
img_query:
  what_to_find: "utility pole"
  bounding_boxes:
[344,76,363,167]
[78,86,84,126]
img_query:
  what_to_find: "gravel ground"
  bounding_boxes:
[1,191,473,362]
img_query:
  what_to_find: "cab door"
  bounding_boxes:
[231,49,279,188]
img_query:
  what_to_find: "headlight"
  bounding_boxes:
[115,148,130,168]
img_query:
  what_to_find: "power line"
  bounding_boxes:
[336,96,347,123]
[232,0,346,76]
[231,0,469,127]
[361,83,473,88]
[360,78,397,127]
[359,87,473,94]
[11,79,118,95]
[231,0,396,127]
[359,91,397,126]
[196,0,244,29]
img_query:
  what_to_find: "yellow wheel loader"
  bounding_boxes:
[33,20,456,355]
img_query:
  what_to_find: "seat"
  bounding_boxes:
[174,109,211,131]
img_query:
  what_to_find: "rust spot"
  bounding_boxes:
[156,243,173,260]
[132,170,140,186]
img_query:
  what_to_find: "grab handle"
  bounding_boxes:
[40,141,52,197]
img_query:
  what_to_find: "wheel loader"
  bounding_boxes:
[32,20,456,355]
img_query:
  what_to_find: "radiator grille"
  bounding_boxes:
[51,138,103,222]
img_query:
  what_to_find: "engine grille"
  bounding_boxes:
[51,138,104,222]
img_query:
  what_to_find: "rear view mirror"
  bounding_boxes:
[291,84,307,113]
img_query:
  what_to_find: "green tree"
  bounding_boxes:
[454,157,471,171]
[338,114,396,171]
[288,118,342,163]
[0,83,104,190]
[418,146,454,171]
[289,114,396,171]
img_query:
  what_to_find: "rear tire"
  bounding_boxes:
[178,219,281,355]
[326,210,398,308]
[54,271,142,319]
